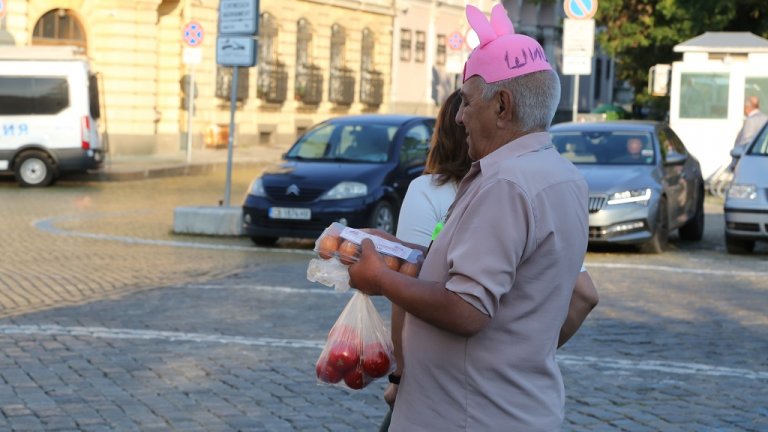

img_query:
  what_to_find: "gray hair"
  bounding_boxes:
[480,70,561,131]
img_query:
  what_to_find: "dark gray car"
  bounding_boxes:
[551,121,705,253]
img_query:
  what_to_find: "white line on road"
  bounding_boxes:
[191,284,346,294]
[0,324,766,381]
[32,215,314,255]
[32,214,767,277]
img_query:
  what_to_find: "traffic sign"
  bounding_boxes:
[564,0,598,20]
[0,0,7,19]
[562,55,592,75]
[218,0,259,36]
[216,36,256,67]
[183,47,202,65]
[183,21,204,47]
[447,32,464,51]
[563,19,595,57]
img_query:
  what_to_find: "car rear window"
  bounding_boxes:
[287,122,398,163]
[551,131,655,165]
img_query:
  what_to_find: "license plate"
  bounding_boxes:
[269,207,311,220]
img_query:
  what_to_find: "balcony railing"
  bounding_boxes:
[257,62,288,104]
[329,67,355,106]
[295,64,323,105]
[360,70,383,107]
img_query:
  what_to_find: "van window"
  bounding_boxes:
[89,74,101,120]
[0,76,70,115]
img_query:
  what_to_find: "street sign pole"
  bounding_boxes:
[186,65,194,164]
[572,75,579,122]
[224,65,238,207]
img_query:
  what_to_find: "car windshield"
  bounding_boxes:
[285,122,398,163]
[551,130,655,165]
[747,127,768,156]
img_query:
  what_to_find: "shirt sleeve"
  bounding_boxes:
[444,179,536,317]
[396,177,442,248]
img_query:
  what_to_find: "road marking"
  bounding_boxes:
[32,214,767,278]
[0,324,765,381]
[190,284,346,294]
[32,214,314,255]
[585,262,768,278]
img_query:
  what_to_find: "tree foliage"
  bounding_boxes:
[595,0,767,102]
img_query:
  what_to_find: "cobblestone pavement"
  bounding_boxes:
[0,174,767,431]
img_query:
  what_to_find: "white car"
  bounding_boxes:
[725,123,768,254]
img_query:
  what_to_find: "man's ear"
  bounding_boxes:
[497,89,514,125]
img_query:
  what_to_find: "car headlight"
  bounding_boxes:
[320,181,368,200]
[606,188,652,205]
[727,184,757,200]
[248,178,266,197]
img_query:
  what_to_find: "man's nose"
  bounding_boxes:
[455,106,464,126]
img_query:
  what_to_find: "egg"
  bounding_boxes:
[317,234,340,259]
[338,240,360,264]
[383,254,401,271]
[399,260,420,277]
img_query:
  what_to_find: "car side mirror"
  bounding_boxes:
[664,153,686,165]
[730,146,744,159]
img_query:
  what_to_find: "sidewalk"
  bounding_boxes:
[83,144,286,181]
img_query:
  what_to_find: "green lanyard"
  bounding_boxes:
[430,221,444,241]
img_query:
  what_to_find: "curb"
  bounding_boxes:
[71,161,272,182]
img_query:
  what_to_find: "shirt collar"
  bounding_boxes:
[475,131,553,175]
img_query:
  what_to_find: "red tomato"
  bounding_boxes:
[343,364,369,390]
[316,361,342,384]
[327,341,360,373]
[362,343,391,378]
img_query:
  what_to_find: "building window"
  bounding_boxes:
[295,18,323,104]
[361,28,375,72]
[415,31,426,63]
[679,73,729,119]
[436,34,446,66]
[331,24,347,70]
[330,24,354,105]
[257,12,287,104]
[32,9,86,50]
[361,28,383,107]
[400,29,412,62]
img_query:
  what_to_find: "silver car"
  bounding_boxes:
[725,123,768,254]
[551,121,706,253]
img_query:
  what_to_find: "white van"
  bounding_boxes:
[0,46,104,187]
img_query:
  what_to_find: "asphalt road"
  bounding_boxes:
[0,172,766,431]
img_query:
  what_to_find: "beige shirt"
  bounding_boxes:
[391,132,588,431]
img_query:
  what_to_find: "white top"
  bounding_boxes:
[396,174,458,248]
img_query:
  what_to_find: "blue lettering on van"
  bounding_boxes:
[2,123,30,136]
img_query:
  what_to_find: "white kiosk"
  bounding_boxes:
[669,32,768,179]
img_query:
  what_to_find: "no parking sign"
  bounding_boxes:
[564,0,598,20]
[0,0,7,19]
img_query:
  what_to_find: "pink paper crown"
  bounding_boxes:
[463,3,552,83]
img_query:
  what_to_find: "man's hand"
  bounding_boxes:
[348,238,387,296]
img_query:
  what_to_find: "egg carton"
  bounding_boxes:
[313,222,423,277]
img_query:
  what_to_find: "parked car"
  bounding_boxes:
[242,114,435,245]
[724,122,768,254]
[550,121,705,253]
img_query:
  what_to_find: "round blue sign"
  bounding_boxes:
[564,0,598,20]
[183,21,204,47]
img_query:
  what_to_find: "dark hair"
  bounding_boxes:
[424,89,471,186]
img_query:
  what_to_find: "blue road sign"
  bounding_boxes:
[183,21,204,47]
[564,0,598,20]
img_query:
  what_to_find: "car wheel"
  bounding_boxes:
[369,201,395,234]
[641,196,669,254]
[678,190,704,241]
[250,236,278,246]
[14,150,55,187]
[725,233,754,254]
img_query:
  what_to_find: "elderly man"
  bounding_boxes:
[735,96,768,149]
[349,3,589,431]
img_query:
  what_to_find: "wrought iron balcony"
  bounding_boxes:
[257,62,288,104]
[360,70,383,107]
[329,67,355,106]
[295,64,323,105]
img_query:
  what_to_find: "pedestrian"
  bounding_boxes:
[350,3,590,430]
[730,95,768,170]
[376,86,598,431]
